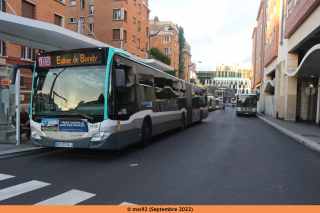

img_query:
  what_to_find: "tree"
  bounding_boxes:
[177,24,186,79]
[149,47,171,66]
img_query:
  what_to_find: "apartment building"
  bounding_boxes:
[0,0,66,119]
[181,41,192,82]
[64,0,151,58]
[252,0,320,125]
[251,27,257,90]
[149,16,179,72]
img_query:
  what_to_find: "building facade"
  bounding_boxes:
[149,17,179,72]
[252,0,320,125]
[181,41,192,82]
[64,0,151,58]
[0,0,66,120]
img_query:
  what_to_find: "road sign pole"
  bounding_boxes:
[15,69,20,145]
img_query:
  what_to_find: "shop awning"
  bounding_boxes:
[284,44,320,77]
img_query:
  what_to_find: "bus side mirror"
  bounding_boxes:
[115,69,125,87]
[10,64,34,84]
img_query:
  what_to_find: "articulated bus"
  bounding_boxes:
[10,47,208,149]
[236,94,257,116]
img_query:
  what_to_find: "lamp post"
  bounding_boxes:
[145,25,173,58]
[188,61,201,83]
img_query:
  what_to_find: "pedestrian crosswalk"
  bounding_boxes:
[0,173,95,205]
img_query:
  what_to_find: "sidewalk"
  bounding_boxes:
[0,135,44,157]
[258,113,320,153]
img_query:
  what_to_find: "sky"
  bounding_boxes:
[149,0,260,71]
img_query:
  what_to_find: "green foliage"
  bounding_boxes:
[149,48,171,66]
[177,24,186,78]
[165,69,178,77]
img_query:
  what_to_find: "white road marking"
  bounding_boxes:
[0,180,50,201]
[0,174,14,181]
[119,202,137,205]
[35,189,96,205]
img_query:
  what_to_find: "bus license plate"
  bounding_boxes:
[55,142,73,148]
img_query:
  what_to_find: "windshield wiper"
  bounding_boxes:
[71,111,94,121]
[34,115,59,120]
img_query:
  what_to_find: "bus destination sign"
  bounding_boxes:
[38,50,104,68]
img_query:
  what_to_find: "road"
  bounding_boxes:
[1,108,320,205]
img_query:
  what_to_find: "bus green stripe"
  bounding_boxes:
[30,62,36,120]
[104,48,116,120]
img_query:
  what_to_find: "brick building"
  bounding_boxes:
[64,0,151,58]
[149,16,179,72]
[0,0,66,119]
[181,41,192,82]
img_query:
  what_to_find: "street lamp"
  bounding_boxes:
[143,25,174,57]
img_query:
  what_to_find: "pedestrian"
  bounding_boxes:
[14,105,31,140]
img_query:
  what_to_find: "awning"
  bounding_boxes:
[283,44,320,77]
[265,80,274,92]
[0,12,174,71]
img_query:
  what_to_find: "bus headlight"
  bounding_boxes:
[252,108,257,112]
[236,107,241,111]
[91,131,111,142]
[31,131,41,140]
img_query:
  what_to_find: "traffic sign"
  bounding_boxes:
[305,86,316,96]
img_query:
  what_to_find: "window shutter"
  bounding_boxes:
[32,49,36,61]
[54,14,62,26]
[22,0,35,19]
[3,42,6,56]
[113,29,120,40]
[21,46,25,58]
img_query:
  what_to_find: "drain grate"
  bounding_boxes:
[300,134,320,138]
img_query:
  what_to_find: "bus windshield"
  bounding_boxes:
[237,95,257,107]
[32,66,106,119]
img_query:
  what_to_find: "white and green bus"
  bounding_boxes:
[236,94,257,116]
[10,47,208,149]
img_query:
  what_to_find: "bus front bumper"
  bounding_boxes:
[31,133,118,150]
[236,111,257,115]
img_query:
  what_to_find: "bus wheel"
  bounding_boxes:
[198,111,203,124]
[138,120,148,148]
[179,114,185,131]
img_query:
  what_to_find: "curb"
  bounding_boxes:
[0,147,47,159]
[258,115,320,153]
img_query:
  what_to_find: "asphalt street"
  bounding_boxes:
[1,108,320,205]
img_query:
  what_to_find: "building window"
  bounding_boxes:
[133,16,136,23]
[288,0,292,16]
[80,0,85,9]
[138,3,141,13]
[133,0,136,5]
[164,48,170,55]
[80,17,85,24]
[70,0,76,6]
[21,46,34,61]
[69,18,76,23]
[138,20,141,31]
[22,0,35,19]
[124,10,127,21]
[54,14,62,26]
[146,42,149,51]
[0,41,5,56]
[146,27,149,36]
[164,36,170,43]
[89,24,93,34]
[147,11,149,20]
[132,35,135,41]
[137,38,140,48]
[113,29,120,40]
[123,30,127,41]
[89,5,94,15]
[113,9,121,20]
[0,0,4,11]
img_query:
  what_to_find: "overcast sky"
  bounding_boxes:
[149,0,260,71]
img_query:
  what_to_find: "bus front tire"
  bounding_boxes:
[139,120,149,148]
[198,111,203,124]
[179,114,185,131]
